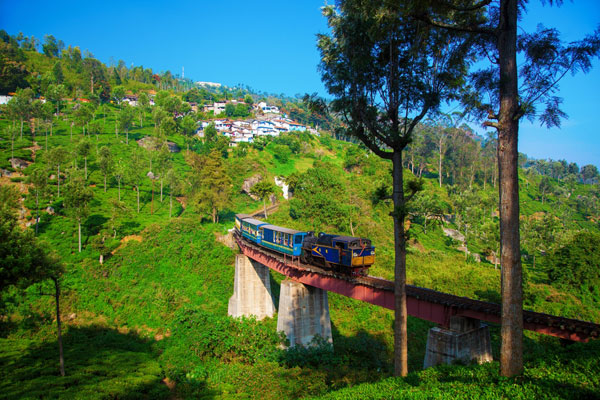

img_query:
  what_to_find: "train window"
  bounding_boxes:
[335,242,346,250]
[294,235,303,244]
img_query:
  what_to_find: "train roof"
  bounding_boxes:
[240,218,269,226]
[235,213,252,220]
[261,224,306,235]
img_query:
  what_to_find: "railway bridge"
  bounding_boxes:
[228,233,600,368]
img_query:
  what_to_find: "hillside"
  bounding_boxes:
[1,31,600,399]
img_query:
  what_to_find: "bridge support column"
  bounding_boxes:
[424,316,492,369]
[228,254,275,320]
[277,280,333,347]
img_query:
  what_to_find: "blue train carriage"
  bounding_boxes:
[234,213,251,234]
[303,232,376,273]
[259,224,309,256]
[236,215,269,244]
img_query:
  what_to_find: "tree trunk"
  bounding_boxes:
[263,198,267,218]
[53,278,65,376]
[104,174,107,192]
[126,129,129,145]
[118,179,121,201]
[498,0,523,377]
[78,219,82,252]
[115,119,118,138]
[57,165,60,197]
[212,207,217,223]
[392,151,408,377]
[84,157,87,180]
[20,119,23,139]
[137,185,140,213]
[35,190,39,235]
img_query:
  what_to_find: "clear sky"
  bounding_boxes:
[1,0,599,167]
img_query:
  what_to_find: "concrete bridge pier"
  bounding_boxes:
[277,280,333,347]
[423,316,493,368]
[228,254,276,320]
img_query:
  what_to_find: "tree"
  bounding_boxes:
[9,88,33,139]
[538,176,552,204]
[137,92,150,127]
[317,1,474,376]
[156,143,172,202]
[113,158,127,201]
[76,138,92,180]
[164,168,181,218]
[112,85,126,106]
[419,0,600,377]
[42,34,59,57]
[548,231,600,289]
[75,102,94,135]
[98,146,113,192]
[225,103,235,117]
[581,164,599,184]
[27,165,48,235]
[180,115,198,144]
[64,172,93,252]
[203,122,218,144]
[127,149,146,213]
[119,104,135,144]
[0,40,29,93]
[289,162,349,231]
[52,61,64,84]
[152,106,169,138]
[188,150,231,223]
[0,185,65,376]
[45,83,66,116]
[46,146,69,197]
[251,179,277,218]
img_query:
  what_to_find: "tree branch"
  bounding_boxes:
[416,14,497,37]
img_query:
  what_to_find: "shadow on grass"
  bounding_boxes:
[0,325,215,400]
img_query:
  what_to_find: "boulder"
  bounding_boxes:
[242,174,262,200]
[9,158,30,169]
[137,136,180,153]
[0,169,11,177]
[46,206,55,215]
[443,227,465,243]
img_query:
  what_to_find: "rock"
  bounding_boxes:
[165,141,180,153]
[50,174,56,180]
[9,158,30,169]
[242,174,262,200]
[471,253,481,263]
[443,227,465,243]
[137,136,180,153]
[65,313,77,321]
[46,206,55,215]
[0,169,12,177]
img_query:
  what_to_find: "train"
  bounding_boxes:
[234,213,376,275]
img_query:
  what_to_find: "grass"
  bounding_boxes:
[1,108,600,399]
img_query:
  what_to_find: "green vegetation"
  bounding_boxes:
[0,28,599,399]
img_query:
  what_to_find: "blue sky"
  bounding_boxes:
[1,0,599,167]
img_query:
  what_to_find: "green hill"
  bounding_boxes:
[1,31,599,399]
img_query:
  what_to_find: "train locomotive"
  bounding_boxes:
[235,214,376,275]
